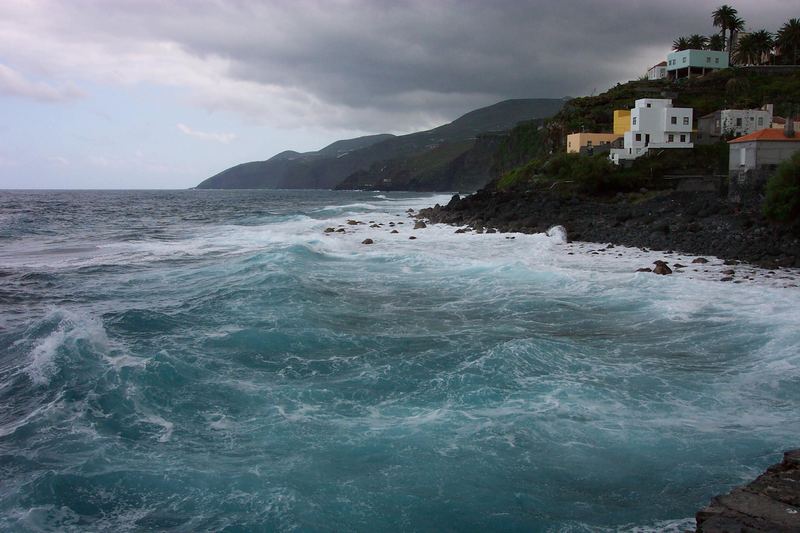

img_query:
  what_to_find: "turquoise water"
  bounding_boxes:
[1,190,798,531]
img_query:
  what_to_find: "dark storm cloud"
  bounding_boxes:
[9,0,800,130]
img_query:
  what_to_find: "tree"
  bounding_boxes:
[687,34,709,50]
[712,4,739,51]
[763,151,800,222]
[673,36,689,51]
[707,34,726,51]
[751,30,775,64]
[776,18,800,65]
[734,30,774,65]
[728,16,746,54]
[734,33,759,65]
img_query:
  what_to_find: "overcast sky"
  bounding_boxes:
[0,0,796,189]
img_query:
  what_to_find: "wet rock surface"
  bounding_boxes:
[419,190,800,268]
[696,449,800,532]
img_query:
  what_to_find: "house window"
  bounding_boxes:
[736,118,742,126]
[635,134,642,142]
[668,134,674,142]
[707,57,711,63]
[680,134,686,142]
[683,117,689,125]
[683,57,687,63]
[671,116,677,125]
[758,117,764,126]
[632,117,637,125]
[715,58,720,63]
[586,140,593,147]
[647,103,651,108]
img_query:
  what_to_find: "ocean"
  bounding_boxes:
[1,189,798,531]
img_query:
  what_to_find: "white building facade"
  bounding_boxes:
[720,108,772,138]
[610,99,694,164]
[647,61,667,80]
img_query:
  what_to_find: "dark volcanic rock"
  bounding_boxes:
[418,188,800,268]
[361,239,373,245]
[414,221,427,229]
[696,449,800,532]
[636,267,653,272]
[653,261,673,275]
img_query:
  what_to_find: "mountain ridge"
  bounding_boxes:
[195,98,565,190]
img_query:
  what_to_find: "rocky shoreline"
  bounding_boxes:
[695,449,800,532]
[418,188,800,269]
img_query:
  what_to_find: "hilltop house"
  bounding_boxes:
[566,133,622,155]
[609,98,693,164]
[696,105,773,144]
[666,49,729,79]
[647,61,668,80]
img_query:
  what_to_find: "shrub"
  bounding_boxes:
[763,151,800,222]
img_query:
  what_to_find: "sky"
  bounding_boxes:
[0,1,796,189]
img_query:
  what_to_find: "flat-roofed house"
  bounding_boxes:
[609,98,693,164]
[566,133,621,154]
[666,49,729,79]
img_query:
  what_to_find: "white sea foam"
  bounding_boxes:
[23,309,110,386]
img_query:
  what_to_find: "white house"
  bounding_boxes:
[610,99,694,164]
[728,127,800,171]
[647,61,667,80]
[697,105,773,143]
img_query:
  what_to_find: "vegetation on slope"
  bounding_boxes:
[764,151,800,222]
[490,69,800,196]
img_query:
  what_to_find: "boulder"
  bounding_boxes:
[390,230,399,234]
[455,228,468,234]
[722,269,735,276]
[347,220,360,225]
[673,263,687,269]
[653,260,672,275]
[637,267,653,272]
[720,276,733,282]
[362,239,374,245]
[414,221,427,229]
[324,227,335,233]
[336,228,346,233]
[409,236,417,240]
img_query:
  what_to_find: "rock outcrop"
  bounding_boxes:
[696,449,800,532]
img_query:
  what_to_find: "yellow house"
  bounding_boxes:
[614,110,631,135]
[566,133,621,154]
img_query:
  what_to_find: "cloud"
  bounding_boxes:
[177,123,237,144]
[0,63,83,102]
[0,1,797,132]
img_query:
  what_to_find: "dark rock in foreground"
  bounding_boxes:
[419,189,800,268]
[696,449,800,532]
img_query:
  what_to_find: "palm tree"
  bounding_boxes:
[776,18,800,64]
[728,16,746,54]
[687,34,709,50]
[734,33,763,65]
[712,4,739,51]
[707,34,726,51]
[751,30,775,64]
[673,36,690,51]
